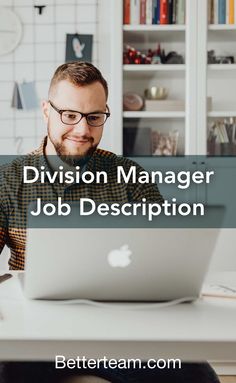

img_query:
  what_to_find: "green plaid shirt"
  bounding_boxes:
[0,137,163,270]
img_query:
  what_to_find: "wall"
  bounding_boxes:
[0,0,99,154]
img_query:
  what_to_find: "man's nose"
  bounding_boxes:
[72,117,90,135]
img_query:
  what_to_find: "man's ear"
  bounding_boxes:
[41,100,50,123]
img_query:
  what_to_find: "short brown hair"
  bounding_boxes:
[49,61,108,99]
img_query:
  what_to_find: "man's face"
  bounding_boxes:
[42,80,107,165]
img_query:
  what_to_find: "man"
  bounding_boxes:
[0,62,219,383]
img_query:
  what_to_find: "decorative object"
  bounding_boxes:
[123,92,144,111]
[0,7,22,56]
[123,43,184,65]
[65,34,93,62]
[11,81,38,110]
[144,87,168,100]
[34,5,46,15]
[152,130,179,156]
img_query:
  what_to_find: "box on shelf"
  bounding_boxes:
[145,97,212,112]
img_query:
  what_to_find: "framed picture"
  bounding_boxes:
[65,34,93,62]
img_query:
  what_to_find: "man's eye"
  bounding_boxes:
[88,115,100,121]
[64,113,77,120]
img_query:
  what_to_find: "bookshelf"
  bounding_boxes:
[101,0,236,156]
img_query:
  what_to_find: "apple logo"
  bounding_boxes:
[107,244,132,268]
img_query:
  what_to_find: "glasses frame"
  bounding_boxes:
[48,100,110,127]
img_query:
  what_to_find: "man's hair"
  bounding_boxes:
[49,61,108,99]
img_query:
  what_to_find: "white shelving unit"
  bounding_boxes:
[101,0,236,156]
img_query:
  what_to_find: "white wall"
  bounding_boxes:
[0,0,99,154]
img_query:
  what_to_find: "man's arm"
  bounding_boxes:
[0,205,8,254]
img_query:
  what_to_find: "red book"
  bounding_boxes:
[140,0,146,24]
[124,0,131,24]
[160,0,168,24]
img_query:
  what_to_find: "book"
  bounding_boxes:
[124,0,131,24]
[145,99,185,111]
[208,0,214,23]
[160,0,168,24]
[176,0,185,24]
[172,0,177,24]
[202,283,236,299]
[146,0,153,24]
[214,0,219,23]
[140,0,146,23]
[168,0,173,23]
[228,0,235,23]
[218,0,226,24]
[130,0,140,24]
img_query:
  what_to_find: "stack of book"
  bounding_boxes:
[123,0,185,25]
[145,97,212,112]
[208,0,236,24]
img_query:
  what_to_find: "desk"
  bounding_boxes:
[0,272,236,362]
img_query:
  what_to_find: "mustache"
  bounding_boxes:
[63,134,94,143]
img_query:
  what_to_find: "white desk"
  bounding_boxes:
[0,272,236,362]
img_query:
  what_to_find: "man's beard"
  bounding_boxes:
[48,132,97,167]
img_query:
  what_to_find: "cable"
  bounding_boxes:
[50,296,197,310]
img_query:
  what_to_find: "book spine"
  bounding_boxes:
[228,0,234,23]
[218,0,226,23]
[146,0,153,24]
[124,0,131,24]
[160,0,168,24]
[172,0,176,24]
[157,0,160,23]
[176,0,185,24]
[152,0,156,23]
[168,0,173,23]
[214,0,219,23]
[131,0,140,24]
[208,0,213,24]
[140,0,146,23]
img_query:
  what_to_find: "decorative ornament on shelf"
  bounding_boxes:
[123,92,144,111]
[0,7,23,56]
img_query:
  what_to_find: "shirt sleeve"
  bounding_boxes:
[0,204,8,254]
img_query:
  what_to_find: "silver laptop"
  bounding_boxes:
[22,205,225,301]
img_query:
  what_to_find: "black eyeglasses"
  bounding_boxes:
[48,100,110,127]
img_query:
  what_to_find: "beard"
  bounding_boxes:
[48,131,98,167]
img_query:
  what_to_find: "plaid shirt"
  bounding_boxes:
[0,137,163,270]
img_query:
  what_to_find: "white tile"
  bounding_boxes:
[14,63,35,82]
[0,64,14,81]
[15,118,36,137]
[21,25,34,44]
[14,0,35,5]
[14,6,34,24]
[56,24,77,43]
[34,5,54,24]
[34,0,55,5]
[36,118,47,136]
[35,25,55,43]
[0,120,14,138]
[35,62,57,81]
[76,23,97,35]
[0,102,14,119]
[0,0,13,5]
[55,42,66,62]
[76,4,97,23]
[20,137,38,154]
[14,109,38,119]
[14,44,34,62]
[0,82,14,101]
[56,5,76,23]
[0,139,16,155]
[35,44,56,62]
[35,81,50,100]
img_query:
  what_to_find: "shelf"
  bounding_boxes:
[209,24,236,31]
[123,25,186,32]
[123,111,185,119]
[208,64,236,70]
[123,64,186,72]
[208,111,236,117]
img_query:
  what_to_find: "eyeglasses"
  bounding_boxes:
[48,100,110,127]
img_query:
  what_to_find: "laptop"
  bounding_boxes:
[23,205,224,301]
